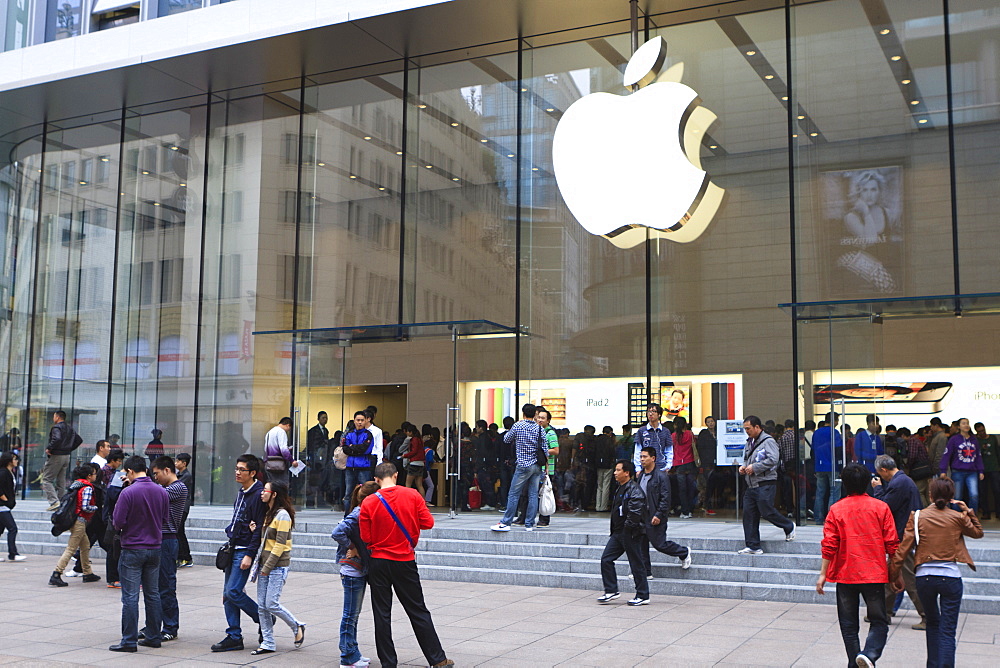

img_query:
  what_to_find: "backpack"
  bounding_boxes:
[333,445,348,470]
[51,483,84,536]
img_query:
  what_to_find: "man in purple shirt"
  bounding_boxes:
[109,455,169,653]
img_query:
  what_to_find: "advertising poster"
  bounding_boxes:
[716,419,746,465]
[820,165,903,296]
[660,382,691,422]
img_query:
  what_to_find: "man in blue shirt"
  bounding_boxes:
[492,404,544,532]
[633,404,672,473]
[812,412,845,525]
[855,414,884,474]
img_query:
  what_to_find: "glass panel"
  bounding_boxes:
[3,0,31,51]
[47,0,82,40]
[158,0,202,17]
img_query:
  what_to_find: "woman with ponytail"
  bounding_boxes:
[891,476,983,668]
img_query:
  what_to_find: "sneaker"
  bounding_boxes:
[210,636,244,652]
[646,574,654,580]
[525,526,534,532]
[912,620,926,630]
[82,573,102,583]
[47,503,60,512]
[596,592,620,604]
[431,661,455,667]
[0,556,4,562]
[10,555,26,562]
[490,523,511,532]
[480,505,495,511]
[737,547,764,555]
[161,633,177,642]
[67,570,82,577]
[786,528,796,542]
[706,509,717,516]
[178,560,193,568]
[679,513,693,519]
[681,547,692,570]
[107,581,121,589]
[49,571,68,587]
[856,654,874,668]
[627,597,649,606]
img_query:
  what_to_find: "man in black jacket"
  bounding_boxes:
[637,446,691,577]
[598,460,650,606]
[43,410,82,511]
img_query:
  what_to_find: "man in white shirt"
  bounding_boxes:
[91,440,111,468]
[263,418,297,485]
[366,405,384,464]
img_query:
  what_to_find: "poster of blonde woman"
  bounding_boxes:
[821,166,903,295]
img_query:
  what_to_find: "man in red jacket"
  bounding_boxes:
[360,462,453,668]
[816,463,903,668]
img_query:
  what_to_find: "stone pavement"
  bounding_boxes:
[2,553,998,667]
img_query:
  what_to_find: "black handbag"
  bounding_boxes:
[909,461,933,481]
[535,426,549,467]
[216,539,235,570]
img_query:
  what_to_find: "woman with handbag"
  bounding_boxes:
[332,480,379,668]
[891,476,983,668]
[249,480,305,655]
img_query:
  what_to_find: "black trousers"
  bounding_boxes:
[177,508,191,561]
[836,582,888,668]
[0,511,18,559]
[742,483,794,550]
[369,558,447,668]
[639,523,689,575]
[600,532,648,599]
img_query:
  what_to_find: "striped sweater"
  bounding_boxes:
[259,508,293,573]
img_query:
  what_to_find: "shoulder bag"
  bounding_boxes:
[216,537,235,570]
[375,491,417,548]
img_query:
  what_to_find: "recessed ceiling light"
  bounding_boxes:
[153,202,160,206]
[880,28,891,35]
[480,139,488,143]
[918,119,928,124]
[364,136,371,140]
[179,183,186,187]
[545,108,555,112]
[100,157,109,162]
[797,115,805,120]
[507,154,514,158]
[781,96,789,101]
[169,146,178,151]
[911,100,920,105]
[79,181,87,185]
[378,187,386,190]
[792,134,798,138]
[426,165,433,168]
[349,175,357,179]
[746,50,756,56]
[891,55,901,61]
[901,79,911,84]
[810,132,818,137]
[452,177,460,181]
[141,170,149,175]
[417,104,427,109]
[532,167,539,171]
[521,88,527,92]
[764,74,774,80]
[317,162,325,166]
[396,151,403,155]
[450,122,459,127]
[709,145,718,149]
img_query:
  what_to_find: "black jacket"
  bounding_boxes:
[225,480,266,551]
[638,468,671,526]
[48,421,82,456]
[610,479,646,536]
[307,424,330,461]
[0,467,16,509]
[873,471,923,539]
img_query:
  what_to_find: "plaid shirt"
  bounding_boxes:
[503,419,545,468]
[906,436,928,464]
[778,429,796,463]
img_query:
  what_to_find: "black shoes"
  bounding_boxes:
[49,571,68,587]
[137,638,161,648]
[211,636,244,652]
[294,624,306,648]
[82,573,101,583]
[108,644,137,653]
[250,648,275,655]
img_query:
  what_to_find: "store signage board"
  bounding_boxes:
[552,36,725,249]
[717,419,746,465]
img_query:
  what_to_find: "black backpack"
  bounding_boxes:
[50,483,84,536]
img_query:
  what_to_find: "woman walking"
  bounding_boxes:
[332,480,379,668]
[891,476,984,668]
[403,425,426,499]
[0,451,26,562]
[251,480,305,655]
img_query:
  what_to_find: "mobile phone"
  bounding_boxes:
[805,382,952,415]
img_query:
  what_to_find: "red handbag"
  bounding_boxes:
[468,475,482,510]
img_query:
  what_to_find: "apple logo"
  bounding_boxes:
[552,36,725,249]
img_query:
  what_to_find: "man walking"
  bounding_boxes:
[263,418,295,486]
[870,454,925,630]
[211,454,264,652]
[492,404,545,532]
[110,456,169,652]
[637,447,691,577]
[633,404,672,472]
[597,460,649,606]
[925,418,948,475]
[42,411,82,510]
[360,462,453,668]
[147,456,188,642]
[739,416,795,554]
[342,411,375,513]
[816,463,902,668]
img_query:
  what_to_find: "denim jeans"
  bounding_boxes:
[343,468,373,513]
[223,547,260,640]
[950,470,980,512]
[500,464,542,528]
[340,574,367,664]
[814,471,841,523]
[256,566,301,651]
[917,575,963,668]
[158,537,180,635]
[119,547,162,647]
[836,582,888,667]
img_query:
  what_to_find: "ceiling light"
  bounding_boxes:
[791,134,798,138]
[521,88,527,92]
[378,186,386,190]
[396,151,403,155]
[153,202,160,206]
[764,74,774,80]
[480,138,488,143]
[450,122,459,127]
[507,154,514,158]
[364,136,371,140]
[809,132,818,137]
[891,55,901,61]
[911,100,920,105]
[141,170,149,175]
[452,177,460,181]
[781,96,788,101]
[545,108,555,112]
[746,50,756,56]
[79,181,87,185]
[901,79,911,84]
[918,119,928,124]
[100,157,109,162]
[880,28,891,35]
[179,183,186,187]
[169,146,178,151]
[317,162,325,166]
[532,167,539,171]
[797,115,805,120]
[349,175,357,179]
[417,104,427,109]
[426,165,433,169]
[709,144,718,149]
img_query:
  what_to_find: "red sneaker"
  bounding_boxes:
[705,509,717,516]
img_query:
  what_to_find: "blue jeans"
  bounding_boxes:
[814,471,841,523]
[119,547,162,647]
[223,547,260,640]
[340,574,367,664]
[158,537,179,635]
[256,566,301,650]
[951,470,980,512]
[500,464,541,528]
[344,468,373,512]
[917,575,963,668]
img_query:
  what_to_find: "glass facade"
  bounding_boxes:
[2,0,1000,507]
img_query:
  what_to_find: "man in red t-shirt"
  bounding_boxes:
[816,463,903,668]
[359,463,453,668]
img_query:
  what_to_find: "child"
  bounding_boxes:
[49,465,101,586]
[332,480,378,668]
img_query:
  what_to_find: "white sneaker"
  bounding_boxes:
[490,523,511,532]
[681,548,692,570]
[480,505,494,511]
[626,597,649,606]
[856,654,874,668]
[679,513,692,519]
[596,592,620,604]
[525,526,534,532]
[737,547,764,555]
[67,570,82,577]
[786,528,796,542]
[11,555,26,562]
